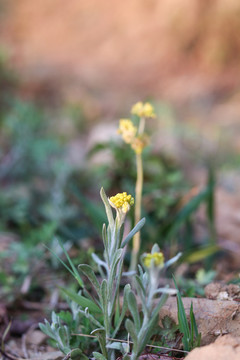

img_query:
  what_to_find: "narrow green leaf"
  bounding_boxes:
[127,291,141,332]
[173,276,190,351]
[60,287,101,314]
[190,303,194,346]
[45,241,84,288]
[121,218,145,248]
[78,264,100,293]
[57,239,84,287]
[190,302,201,344]
[44,245,75,279]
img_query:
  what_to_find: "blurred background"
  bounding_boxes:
[1,0,240,345]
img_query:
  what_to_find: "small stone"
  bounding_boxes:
[217,291,229,301]
[205,282,240,300]
[185,335,240,360]
[204,282,222,300]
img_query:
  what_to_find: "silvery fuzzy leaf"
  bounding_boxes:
[120,342,130,354]
[164,252,182,268]
[102,223,109,253]
[134,278,148,316]
[78,308,102,328]
[109,249,123,288]
[92,351,107,360]
[153,287,178,296]
[106,342,122,350]
[100,279,110,334]
[39,321,55,340]
[112,284,131,338]
[125,319,138,347]
[91,328,107,359]
[100,187,114,230]
[151,243,160,254]
[138,264,144,278]
[135,275,146,296]
[137,316,159,355]
[122,270,136,277]
[106,342,129,355]
[121,218,145,248]
[92,253,108,272]
[151,293,168,319]
[142,272,149,288]
[70,348,89,360]
[127,291,141,332]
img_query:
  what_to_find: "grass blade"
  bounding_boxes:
[173,275,190,351]
[60,287,102,314]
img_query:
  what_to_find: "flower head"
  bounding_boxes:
[118,119,137,144]
[131,101,156,118]
[143,252,164,268]
[131,134,149,154]
[109,192,134,214]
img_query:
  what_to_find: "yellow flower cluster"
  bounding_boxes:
[118,119,137,144]
[118,102,155,154]
[143,252,164,268]
[109,192,134,214]
[131,101,156,118]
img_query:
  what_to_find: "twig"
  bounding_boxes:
[0,348,26,360]
[72,333,189,354]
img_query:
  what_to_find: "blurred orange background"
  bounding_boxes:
[1,0,240,113]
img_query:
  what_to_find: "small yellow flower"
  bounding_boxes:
[118,119,137,144]
[142,102,156,118]
[131,102,144,117]
[131,101,156,118]
[109,192,134,214]
[143,252,164,268]
[131,134,149,154]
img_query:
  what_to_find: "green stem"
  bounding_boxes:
[130,151,143,270]
[130,117,145,271]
